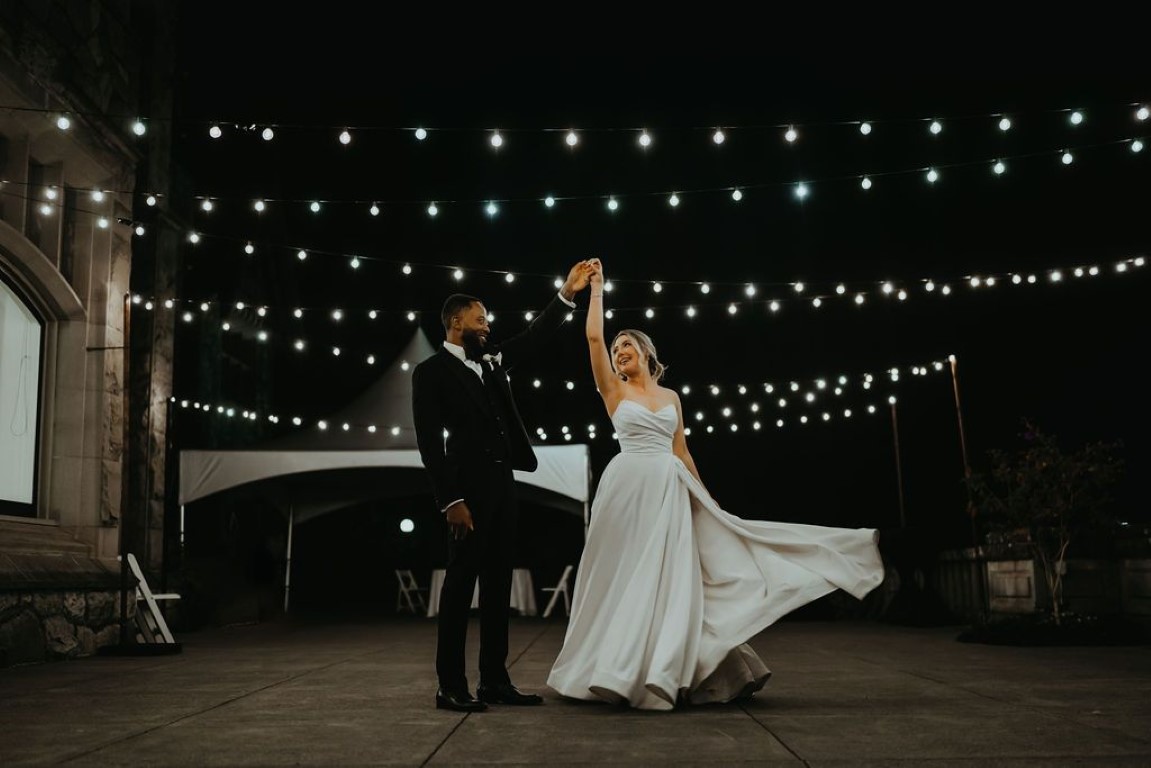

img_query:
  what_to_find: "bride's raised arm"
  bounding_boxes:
[585,259,620,411]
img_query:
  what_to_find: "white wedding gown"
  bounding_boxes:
[547,399,885,710]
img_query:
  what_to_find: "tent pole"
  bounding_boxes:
[283,505,294,613]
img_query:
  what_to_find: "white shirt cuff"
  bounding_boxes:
[442,499,464,513]
[557,291,576,308]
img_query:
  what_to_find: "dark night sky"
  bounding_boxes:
[165,17,1149,551]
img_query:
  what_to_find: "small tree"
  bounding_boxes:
[967,419,1123,626]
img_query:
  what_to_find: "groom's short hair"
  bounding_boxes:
[441,294,483,332]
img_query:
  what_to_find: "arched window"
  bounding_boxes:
[0,275,43,517]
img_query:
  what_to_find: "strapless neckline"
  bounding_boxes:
[614,399,675,418]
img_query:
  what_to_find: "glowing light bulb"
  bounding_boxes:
[713,128,726,144]
[261,127,274,141]
[209,124,222,139]
[339,129,351,145]
[415,127,427,140]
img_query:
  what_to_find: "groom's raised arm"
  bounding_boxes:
[498,260,591,368]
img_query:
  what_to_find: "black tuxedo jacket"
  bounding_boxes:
[411,294,573,512]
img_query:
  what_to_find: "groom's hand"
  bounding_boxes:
[560,260,595,300]
[445,501,474,540]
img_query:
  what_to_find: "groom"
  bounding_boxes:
[412,260,593,712]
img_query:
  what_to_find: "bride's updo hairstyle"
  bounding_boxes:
[611,329,667,383]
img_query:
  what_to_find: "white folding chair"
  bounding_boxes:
[395,569,428,614]
[121,553,181,644]
[541,564,574,618]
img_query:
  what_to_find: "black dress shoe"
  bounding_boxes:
[476,682,544,705]
[436,688,488,712]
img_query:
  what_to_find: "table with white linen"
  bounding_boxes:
[425,568,537,618]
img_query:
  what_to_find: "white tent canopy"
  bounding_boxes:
[179,445,590,525]
[177,328,591,610]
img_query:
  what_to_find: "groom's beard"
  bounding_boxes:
[460,329,487,361]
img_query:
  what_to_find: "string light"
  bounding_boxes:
[174,132,1142,217]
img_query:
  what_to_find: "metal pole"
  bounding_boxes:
[948,355,977,541]
[283,505,294,613]
[890,397,906,528]
[949,354,987,621]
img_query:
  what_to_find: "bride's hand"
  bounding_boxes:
[588,258,604,287]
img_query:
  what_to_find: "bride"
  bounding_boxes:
[546,259,886,710]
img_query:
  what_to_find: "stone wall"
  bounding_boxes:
[0,588,128,667]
